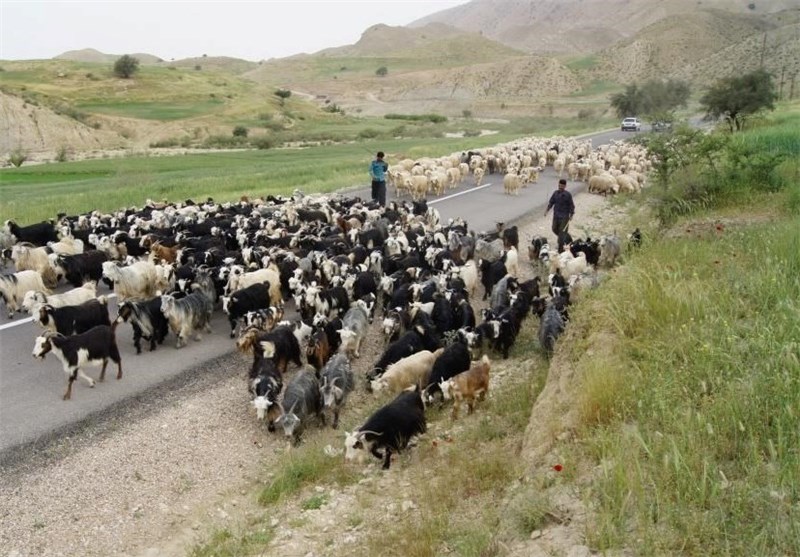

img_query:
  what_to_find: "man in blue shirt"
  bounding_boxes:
[370,151,388,206]
[544,178,575,252]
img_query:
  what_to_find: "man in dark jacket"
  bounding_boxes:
[369,151,389,207]
[544,178,575,251]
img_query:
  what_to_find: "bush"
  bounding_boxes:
[149,138,181,148]
[232,126,249,138]
[357,128,381,139]
[55,146,69,162]
[8,149,27,167]
[113,55,140,79]
[202,135,246,148]
[375,66,388,77]
[251,137,274,150]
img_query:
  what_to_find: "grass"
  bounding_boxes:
[561,208,800,554]
[0,118,610,224]
[77,99,226,120]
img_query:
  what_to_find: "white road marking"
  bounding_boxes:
[428,182,494,205]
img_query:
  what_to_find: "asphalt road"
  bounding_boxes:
[0,127,639,455]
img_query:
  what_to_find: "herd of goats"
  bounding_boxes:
[0,135,648,468]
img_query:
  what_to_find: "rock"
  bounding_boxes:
[567,545,591,557]
[401,500,417,512]
[530,529,542,539]
[270,518,280,527]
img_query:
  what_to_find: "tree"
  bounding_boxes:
[113,55,140,79]
[274,88,291,106]
[610,79,690,119]
[610,83,644,118]
[700,69,777,132]
[375,66,388,77]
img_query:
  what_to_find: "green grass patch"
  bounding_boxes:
[564,55,600,71]
[189,524,274,557]
[258,438,358,506]
[567,217,800,555]
[77,99,225,120]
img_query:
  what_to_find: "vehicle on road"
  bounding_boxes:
[621,117,642,131]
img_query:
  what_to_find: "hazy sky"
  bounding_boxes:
[0,1,468,61]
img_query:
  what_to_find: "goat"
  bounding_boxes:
[440,355,491,419]
[344,386,426,469]
[320,353,354,429]
[32,323,122,400]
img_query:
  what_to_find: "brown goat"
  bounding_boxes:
[440,355,491,419]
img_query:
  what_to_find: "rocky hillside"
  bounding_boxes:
[410,0,798,54]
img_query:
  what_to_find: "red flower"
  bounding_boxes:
[553,464,563,472]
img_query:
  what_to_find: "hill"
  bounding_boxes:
[55,48,163,64]
[410,0,799,54]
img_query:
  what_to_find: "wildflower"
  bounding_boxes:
[553,464,563,472]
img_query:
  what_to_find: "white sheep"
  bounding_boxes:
[503,173,522,196]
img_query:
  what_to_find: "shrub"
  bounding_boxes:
[357,128,381,139]
[194,65,202,71]
[232,126,249,138]
[251,137,274,150]
[150,138,181,148]
[55,146,69,162]
[462,109,473,118]
[113,55,139,79]
[375,66,388,77]
[9,149,27,167]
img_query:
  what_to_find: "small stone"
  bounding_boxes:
[270,518,280,527]
[401,500,416,512]
[530,529,542,540]
[314,485,325,493]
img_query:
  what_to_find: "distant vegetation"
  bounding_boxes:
[385,113,447,123]
[113,54,140,79]
[699,68,777,132]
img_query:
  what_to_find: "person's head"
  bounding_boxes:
[377,151,385,159]
[558,178,567,190]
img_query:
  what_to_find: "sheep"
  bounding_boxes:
[0,270,50,318]
[102,261,160,302]
[588,174,619,195]
[21,281,97,315]
[10,244,58,288]
[32,324,122,400]
[370,348,444,394]
[440,355,491,419]
[473,167,485,186]
[503,173,522,196]
[503,246,519,279]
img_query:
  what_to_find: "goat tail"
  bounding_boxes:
[98,295,109,306]
[111,318,120,335]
